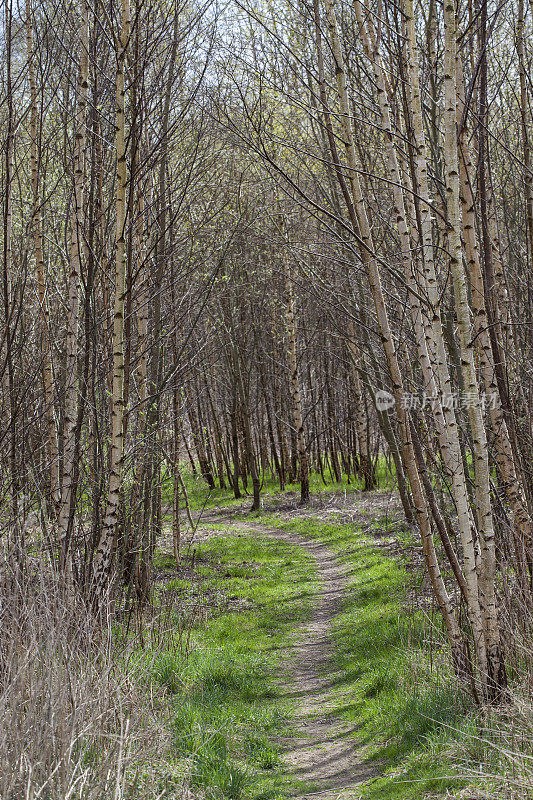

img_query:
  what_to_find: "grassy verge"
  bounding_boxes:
[257,512,472,800]
[144,529,318,799]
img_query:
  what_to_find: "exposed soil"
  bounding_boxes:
[218,518,382,799]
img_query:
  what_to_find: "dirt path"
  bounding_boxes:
[222,519,380,799]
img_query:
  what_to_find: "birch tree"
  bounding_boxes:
[57,0,89,566]
[92,0,130,600]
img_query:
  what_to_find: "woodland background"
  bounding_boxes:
[1,0,533,795]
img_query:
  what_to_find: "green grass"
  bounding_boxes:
[152,507,474,799]
[257,513,473,799]
[164,459,397,513]
[135,467,531,800]
[143,470,483,799]
[139,530,318,799]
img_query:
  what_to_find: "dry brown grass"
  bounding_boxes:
[0,556,180,800]
[444,602,533,800]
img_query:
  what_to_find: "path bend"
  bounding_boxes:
[221,519,381,799]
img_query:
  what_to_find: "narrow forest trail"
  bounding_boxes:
[211,516,381,799]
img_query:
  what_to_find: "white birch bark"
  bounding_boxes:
[354,0,488,676]
[399,0,489,686]
[443,0,505,695]
[324,0,469,678]
[92,0,131,599]
[456,59,533,592]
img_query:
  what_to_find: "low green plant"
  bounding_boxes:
[243,733,279,770]
[188,730,249,798]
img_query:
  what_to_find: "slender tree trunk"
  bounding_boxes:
[188,392,216,489]
[172,379,181,568]
[517,0,533,261]
[357,0,487,685]
[456,60,533,592]
[58,0,89,566]
[443,0,506,696]
[282,250,310,503]
[26,1,59,511]
[230,389,242,497]
[324,0,470,681]
[346,325,375,490]
[92,0,130,600]
[3,0,19,552]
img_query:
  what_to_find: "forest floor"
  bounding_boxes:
[151,482,479,800]
[218,518,381,798]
